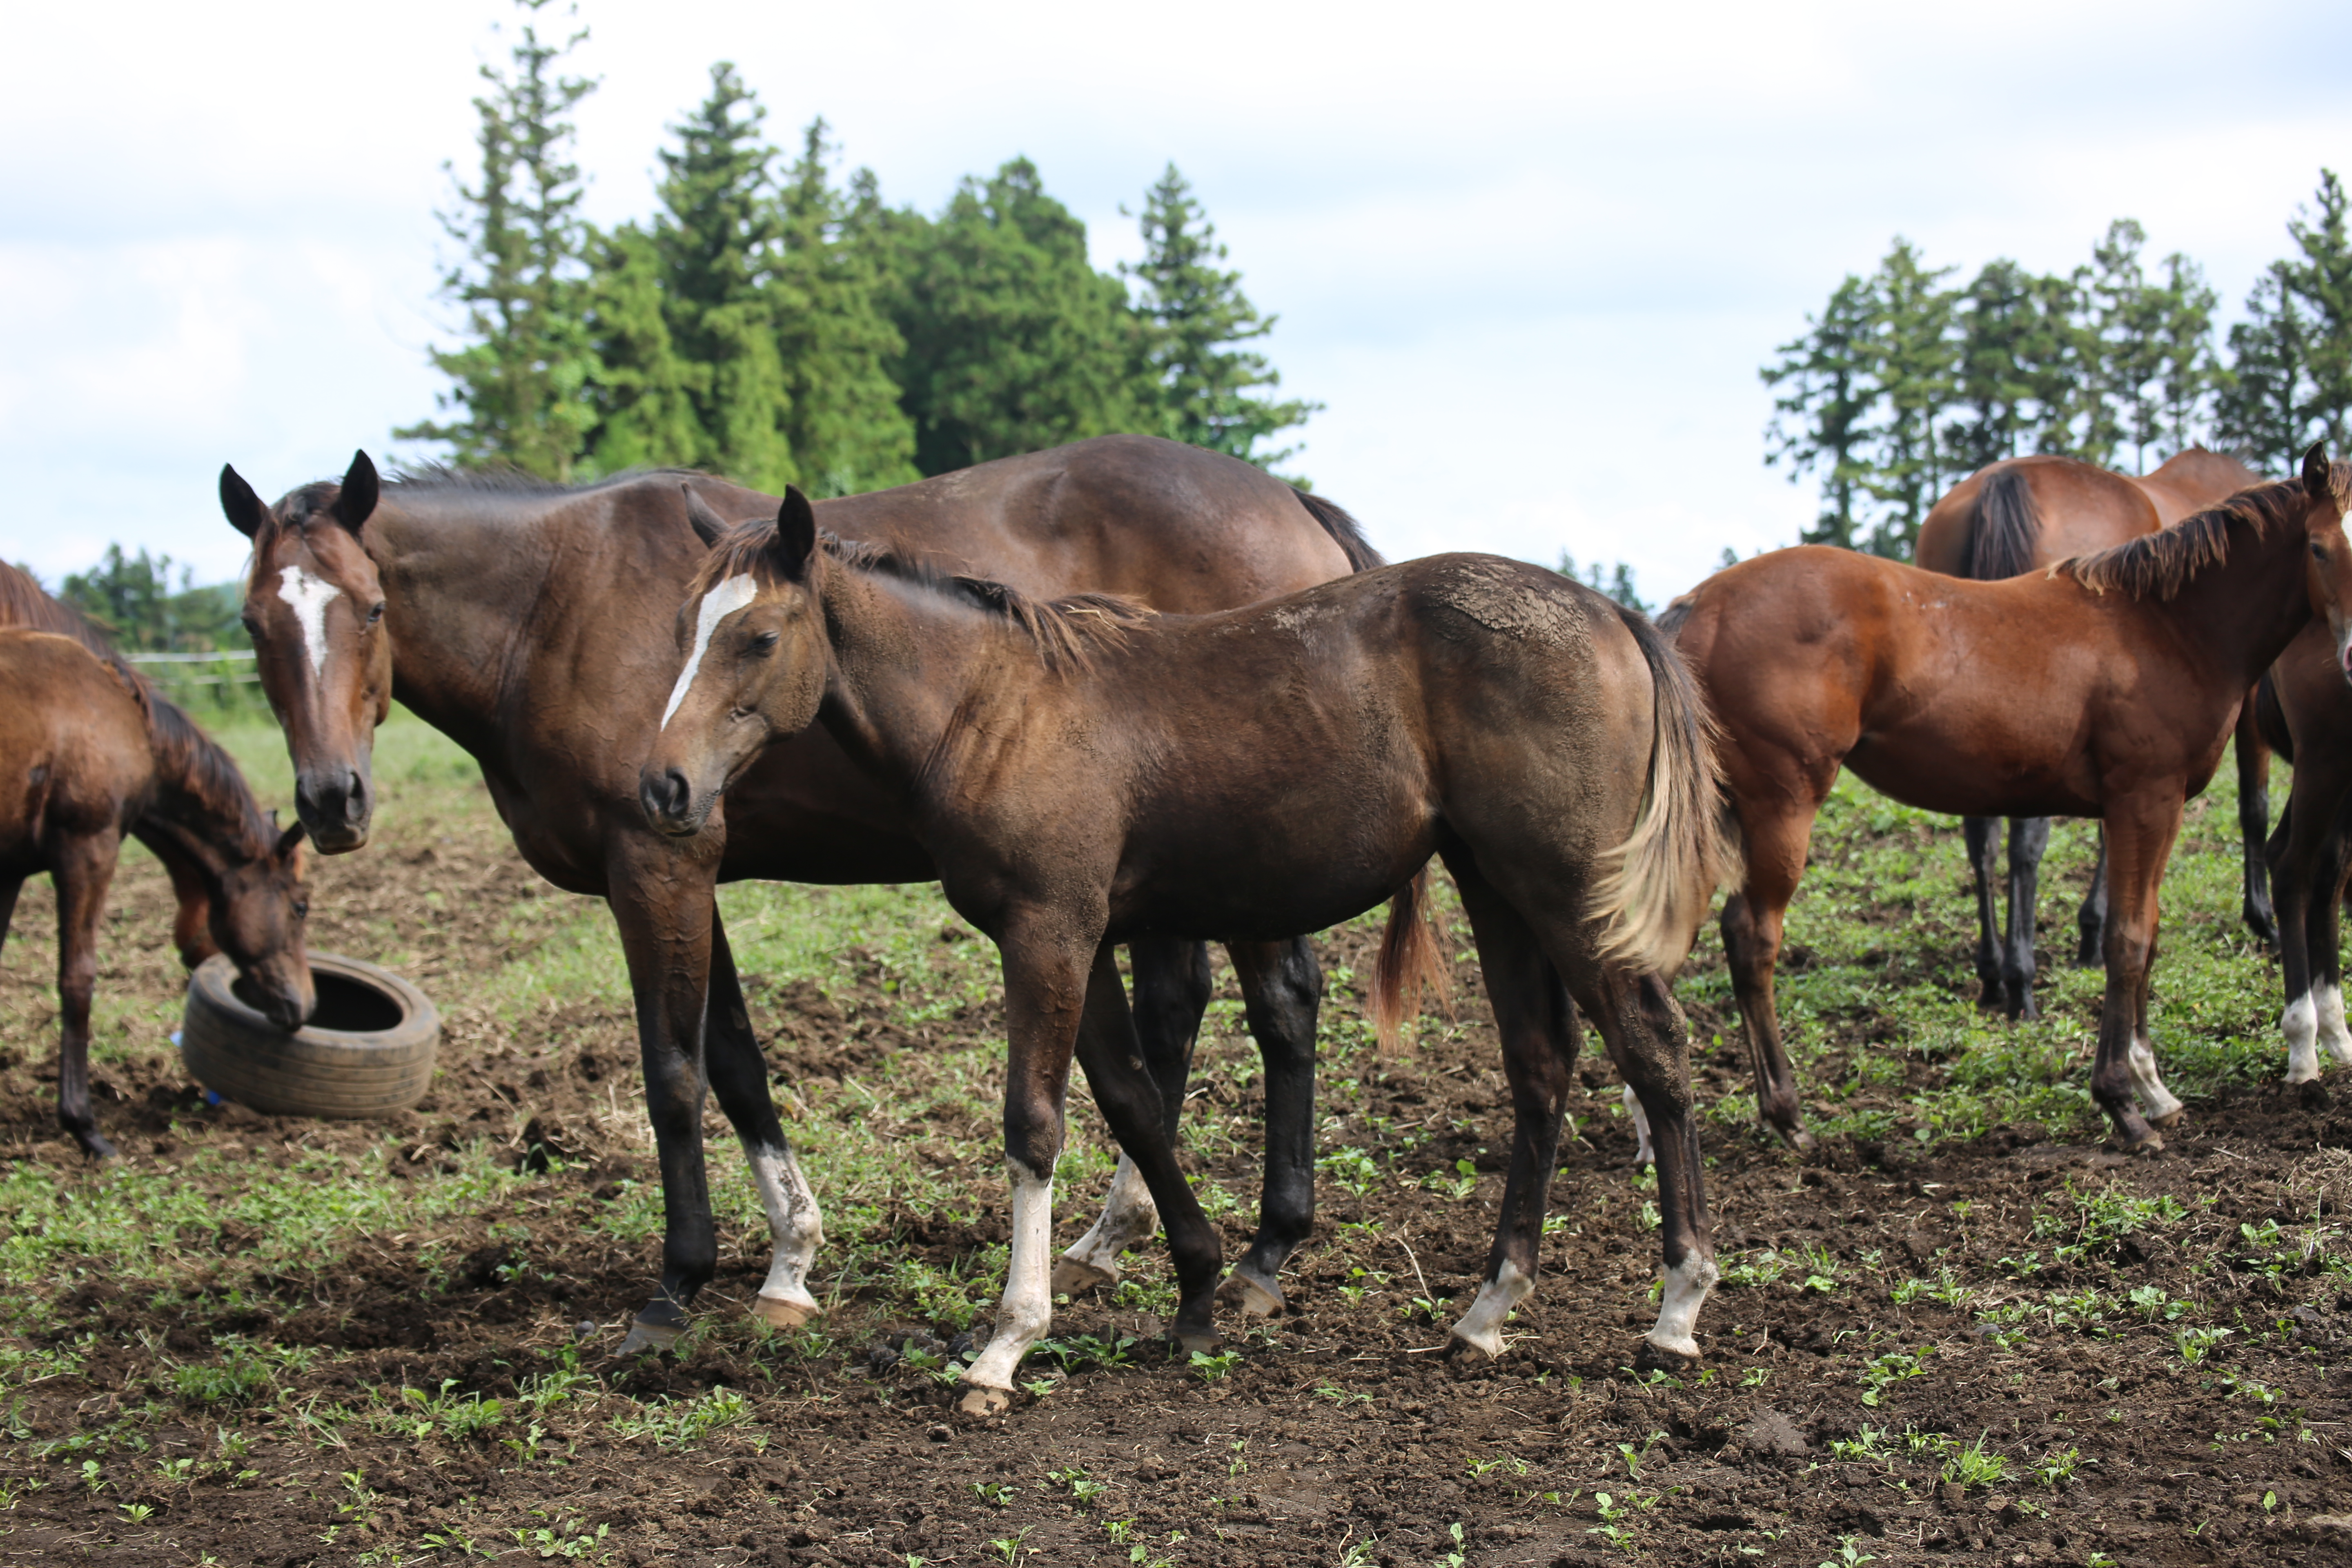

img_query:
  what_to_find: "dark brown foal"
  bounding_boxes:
[642,498,1737,1412]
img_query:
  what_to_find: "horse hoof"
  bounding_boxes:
[752,1292,818,1330]
[616,1316,682,1356]
[2300,1080,2332,1111]
[77,1132,120,1163]
[2127,1132,2165,1158]
[1172,1326,1222,1357]
[1448,1327,1502,1360]
[2147,1105,2187,1131]
[1782,1127,1816,1154]
[1216,1270,1283,1318]
[1633,1340,1700,1377]
[958,1385,1009,1419]
[1049,1257,1118,1298]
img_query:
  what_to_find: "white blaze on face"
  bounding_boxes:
[277,566,341,682]
[660,573,760,732]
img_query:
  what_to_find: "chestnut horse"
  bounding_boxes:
[1915,449,2272,1017]
[1664,447,2352,1153]
[2255,624,2352,1085]
[0,601,312,1158]
[642,499,1736,1412]
[218,437,1375,1352]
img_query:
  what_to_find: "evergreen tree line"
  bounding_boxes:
[1762,171,2352,560]
[401,0,1316,494]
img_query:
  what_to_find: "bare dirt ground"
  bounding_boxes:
[1,744,2349,1566]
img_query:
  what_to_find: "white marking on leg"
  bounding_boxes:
[276,566,340,681]
[1647,1247,1719,1359]
[2285,991,2321,1085]
[659,573,759,731]
[742,1136,824,1322]
[2127,1031,2184,1123]
[1059,1153,1158,1283]
[2319,984,2352,1069]
[964,1162,1056,1393]
[1623,1083,1655,1166]
[1449,1256,1533,1356]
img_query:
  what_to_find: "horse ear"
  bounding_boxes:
[2305,442,2334,500]
[276,819,308,858]
[681,486,729,548]
[771,486,817,581]
[220,465,268,539]
[331,450,380,533]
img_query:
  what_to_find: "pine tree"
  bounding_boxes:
[1948,258,2069,472]
[882,158,1146,475]
[652,63,793,489]
[2288,169,2352,454]
[1123,165,1318,472]
[1761,273,1878,550]
[769,122,919,496]
[2216,261,2312,474]
[397,0,599,479]
[2151,252,2220,459]
[2078,220,2172,468]
[1862,238,1958,558]
[580,221,704,475]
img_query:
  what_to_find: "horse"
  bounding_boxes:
[1914,449,2274,1018]
[217,437,1380,1353]
[640,493,1737,1413]
[0,586,312,1159]
[2255,624,2352,1085]
[1662,446,2352,1154]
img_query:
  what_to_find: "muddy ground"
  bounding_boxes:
[1,758,2350,1566]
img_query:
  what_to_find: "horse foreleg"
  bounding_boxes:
[702,913,824,1331]
[1218,936,1322,1317]
[2272,790,2325,1085]
[2075,826,2109,969]
[606,860,721,1354]
[1964,817,2006,1011]
[2090,802,2181,1151]
[159,850,217,970]
[1441,858,1575,1358]
[962,921,1110,1416]
[0,877,20,962]
[2237,692,2279,948]
[1054,938,1205,1297]
[2307,797,2352,1075]
[2002,816,2051,1021]
[1721,798,1815,1151]
[51,835,120,1161]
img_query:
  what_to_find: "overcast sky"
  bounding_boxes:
[4,0,2348,603]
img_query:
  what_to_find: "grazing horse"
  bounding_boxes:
[1665,447,2352,1153]
[0,613,312,1158]
[1915,449,2273,1017]
[642,496,1737,1412]
[2254,625,2352,1084]
[217,437,1376,1352]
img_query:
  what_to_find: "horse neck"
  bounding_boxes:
[2157,507,2316,686]
[130,706,270,896]
[816,565,1041,795]
[366,498,550,747]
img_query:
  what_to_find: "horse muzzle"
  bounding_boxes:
[295,766,372,853]
[639,766,708,839]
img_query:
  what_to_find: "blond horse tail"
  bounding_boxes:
[1369,869,1452,1053]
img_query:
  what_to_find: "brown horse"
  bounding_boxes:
[218,437,1374,1352]
[2255,624,2352,1085]
[1664,447,2352,1153]
[1915,449,2273,1016]
[641,497,1737,1412]
[0,612,312,1158]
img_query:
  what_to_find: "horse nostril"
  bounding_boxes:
[664,770,690,817]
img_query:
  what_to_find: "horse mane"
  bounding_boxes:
[691,520,1156,673]
[2058,470,2335,601]
[0,562,274,860]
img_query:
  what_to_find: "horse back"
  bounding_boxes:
[0,630,154,862]
[1917,455,2160,578]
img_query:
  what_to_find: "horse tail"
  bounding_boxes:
[1370,869,1452,1053]
[1294,490,1386,572]
[1590,604,1743,975]
[2255,670,2295,766]
[1963,467,2040,581]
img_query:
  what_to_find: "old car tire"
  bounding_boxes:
[181,951,440,1118]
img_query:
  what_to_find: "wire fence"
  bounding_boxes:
[120,648,260,687]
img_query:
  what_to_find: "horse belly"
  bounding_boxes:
[1107,792,1437,944]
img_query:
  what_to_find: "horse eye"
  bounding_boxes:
[2316,543,2331,562]
[367,602,385,625]
[751,630,780,655]
[294,900,310,919]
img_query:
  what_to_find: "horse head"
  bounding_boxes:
[2302,442,2352,684]
[638,487,826,839]
[212,817,316,1030]
[220,451,392,853]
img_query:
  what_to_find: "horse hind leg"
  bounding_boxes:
[1054,938,1208,1297]
[1964,817,2006,1011]
[2002,816,2051,1021]
[2076,826,2109,969]
[2238,691,2279,948]
[1217,937,1321,1318]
